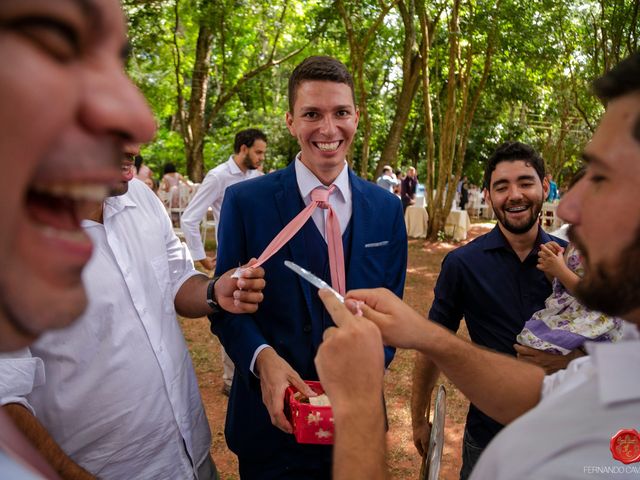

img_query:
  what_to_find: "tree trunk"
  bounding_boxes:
[376,0,422,178]
[184,23,213,182]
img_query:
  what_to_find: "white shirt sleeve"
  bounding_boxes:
[0,349,44,414]
[153,190,205,299]
[180,172,221,261]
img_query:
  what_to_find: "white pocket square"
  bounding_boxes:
[364,241,389,248]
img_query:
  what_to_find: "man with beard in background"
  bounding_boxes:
[410,141,577,479]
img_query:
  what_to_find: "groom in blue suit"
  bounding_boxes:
[211,56,407,479]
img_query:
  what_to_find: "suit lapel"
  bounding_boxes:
[274,163,314,314]
[347,170,370,290]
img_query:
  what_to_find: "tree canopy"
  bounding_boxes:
[124,0,639,238]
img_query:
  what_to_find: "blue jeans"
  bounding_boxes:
[459,428,485,480]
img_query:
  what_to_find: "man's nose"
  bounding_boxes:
[79,61,156,144]
[319,116,337,136]
[557,177,586,224]
[507,184,524,200]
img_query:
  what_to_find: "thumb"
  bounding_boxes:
[357,301,389,328]
[288,372,317,398]
[241,257,259,269]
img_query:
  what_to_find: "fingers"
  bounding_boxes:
[269,393,293,434]
[318,289,354,328]
[237,277,266,291]
[288,373,317,398]
[514,344,536,359]
[322,326,338,342]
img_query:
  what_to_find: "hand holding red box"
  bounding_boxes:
[285,381,335,445]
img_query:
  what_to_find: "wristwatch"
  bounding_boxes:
[206,275,222,313]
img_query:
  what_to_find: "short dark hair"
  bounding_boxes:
[288,56,356,113]
[233,129,267,154]
[483,141,545,190]
[593,52,640,142]
[163,162,177,174]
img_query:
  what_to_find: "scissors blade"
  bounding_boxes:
[284,260,344,303]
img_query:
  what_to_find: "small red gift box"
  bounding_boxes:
[285,380,334,445]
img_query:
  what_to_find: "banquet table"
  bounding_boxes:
[404,205,429,238]
[445,209,471,242]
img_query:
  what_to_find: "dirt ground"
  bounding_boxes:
[179,222,494,480]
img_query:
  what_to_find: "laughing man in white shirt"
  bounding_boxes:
[0,146,266,479]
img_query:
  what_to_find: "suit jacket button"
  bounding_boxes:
[303,324,312,333]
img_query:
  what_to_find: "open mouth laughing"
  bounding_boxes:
[25,174,116,260]
[313,140,343,153]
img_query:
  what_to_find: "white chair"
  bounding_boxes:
[542,202,562,231]
[168,184,192,226]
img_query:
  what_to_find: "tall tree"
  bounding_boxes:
[336,0,397,177]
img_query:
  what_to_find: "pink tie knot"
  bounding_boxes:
[311,185,336,209]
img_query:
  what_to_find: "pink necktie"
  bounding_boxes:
[248,185,346,294]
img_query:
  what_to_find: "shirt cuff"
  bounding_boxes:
[250,344,272,378]
[0,354,45,415]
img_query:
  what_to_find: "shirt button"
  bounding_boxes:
[303,324,312,333]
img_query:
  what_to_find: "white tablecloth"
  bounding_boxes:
[445,209,471,241]
[405,206,429,238]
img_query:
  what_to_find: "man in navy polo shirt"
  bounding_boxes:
[411,142,568,479]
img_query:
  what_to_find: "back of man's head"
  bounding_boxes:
[233,128,268,154]
[483,141,545,190]
[288,56,355,113]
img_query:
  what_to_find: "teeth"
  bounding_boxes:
[316,141,340,151]
[506,205,528,212]
[32,183,110,202]
[40,225,89,243]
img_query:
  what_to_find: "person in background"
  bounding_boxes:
[180,128,267,396]
[181,129,267,272]
[160,163,192,207]
[376,165,400,193]
[546,173,559,201]
[401,166,418,212]
[459,180,469,210]
[410,142,569,479]
[134,153,153,187]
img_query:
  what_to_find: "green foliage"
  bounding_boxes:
[124,0,640,183]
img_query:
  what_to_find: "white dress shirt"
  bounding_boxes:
[181,156,262,260]
[250,155,352,374]
[470,322,640,479]
[0,180,211,479]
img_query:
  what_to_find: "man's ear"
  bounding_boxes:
[238,144,248,158]
[483,187,492,208]
[285,111,295,136]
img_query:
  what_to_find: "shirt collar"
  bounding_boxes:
[588,323,640,405]
[88,186,137,225]
[227,155,244,175]
[484,224,552,253]
[294,153,350,203]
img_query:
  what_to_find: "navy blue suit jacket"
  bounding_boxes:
[211,162,407,461]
